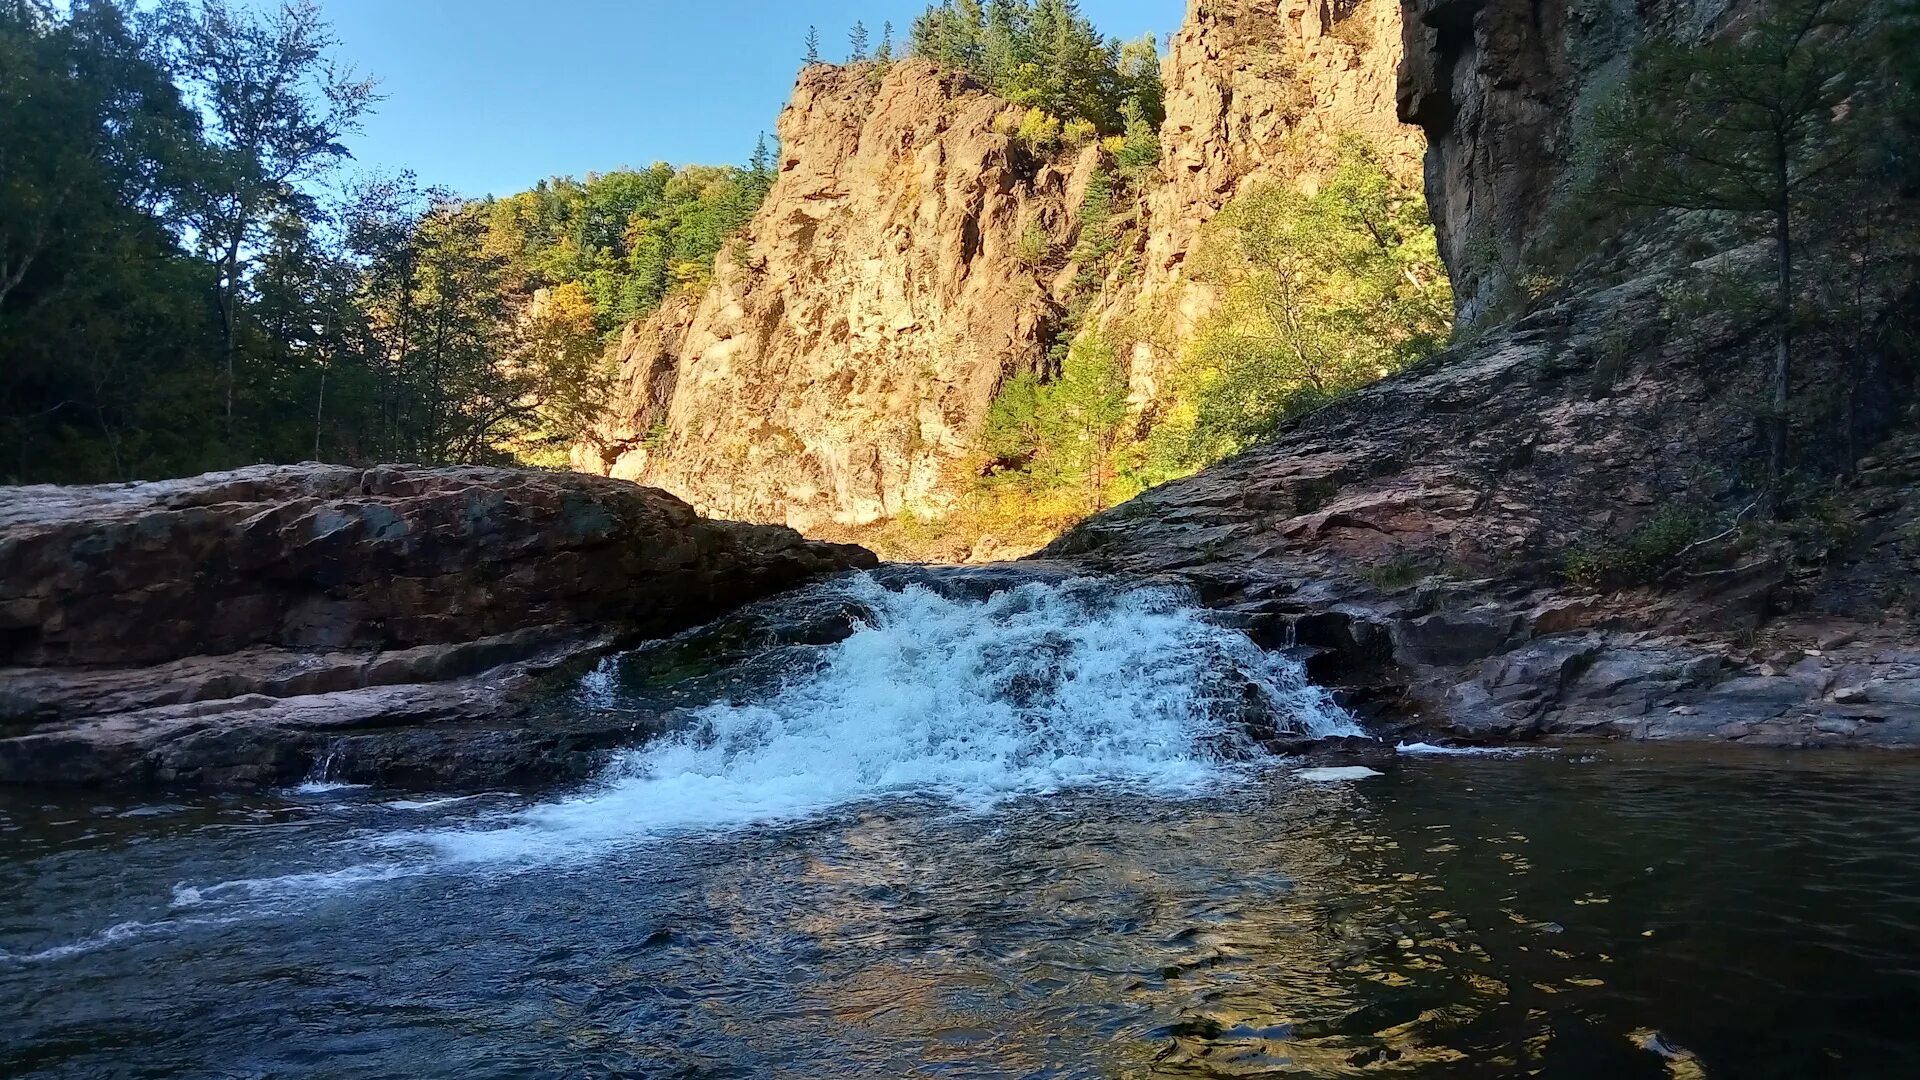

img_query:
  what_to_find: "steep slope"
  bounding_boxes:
[576,61,1100,531]
[578,1,1417,534]
[1048,0,1920,747]
[1101,0,1420,392]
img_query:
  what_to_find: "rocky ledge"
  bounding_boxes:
[0,464,875,788]
[1044,272,1920,752]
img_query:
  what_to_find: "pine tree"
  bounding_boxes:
[877,20,894,62]
[1594,0,1879,491]
[803,25,819,65]
[849,20,868,61]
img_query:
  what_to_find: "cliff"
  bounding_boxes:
[579,2,1416,533]
[1049,0,1920,747]
[1105,0,1420,393]
[576,60,1100,531]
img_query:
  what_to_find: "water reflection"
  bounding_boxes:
[4,749,1920,1077]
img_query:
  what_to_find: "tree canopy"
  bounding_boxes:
[0,0,775,483]
[908,0,1162,133]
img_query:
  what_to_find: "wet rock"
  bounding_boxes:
[1,463,874,667]
[0,464,876,789]
[1390,609,1529,668]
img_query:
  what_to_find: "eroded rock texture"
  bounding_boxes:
[581,3,1419,528]
[1049,0,1920,748]
[1108,0,1420,395]
[578,61,1101,530]
[0,464,874,787]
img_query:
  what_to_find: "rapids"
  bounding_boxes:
[5,572,1920,1077]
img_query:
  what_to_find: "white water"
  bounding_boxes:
[407,574,1358,863]
[8,575,1359,963]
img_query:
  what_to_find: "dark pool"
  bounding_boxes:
[5,747,1920,1078]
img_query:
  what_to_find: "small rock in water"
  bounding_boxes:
[1294,766,1384,782]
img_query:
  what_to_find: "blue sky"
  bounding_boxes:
[311,0,1185,199]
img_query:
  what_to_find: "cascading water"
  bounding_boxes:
[7,572,1362,958]
[407,572,1359,862]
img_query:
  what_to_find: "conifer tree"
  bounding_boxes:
[1593,0,1879,490]
[803,25,819,65]
[849,20,868,61]
[877,20,894,62]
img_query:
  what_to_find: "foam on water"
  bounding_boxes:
[1396,742,1551,757]
[410,574,1357,863]
[16,574,1358,960]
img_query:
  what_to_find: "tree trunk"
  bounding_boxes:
[313,366,326,460]
[1769,147,1793,502]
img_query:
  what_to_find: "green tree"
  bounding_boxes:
[909,0,1160,133]
[1154,141,1450,469]
[152,0,378,445]
[877,20,894,63]
[1592,0,1879,489]
[804,24,819,65]
[0,0,217,481]
[849,20,868,61]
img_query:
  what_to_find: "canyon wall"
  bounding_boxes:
[1102,0,1421,397]
[1049,0,1920,747]
[578,1,1417,530]
[576,61,1099,531]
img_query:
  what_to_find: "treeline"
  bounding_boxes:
[909,0,1162,133]
[1,0,771,483]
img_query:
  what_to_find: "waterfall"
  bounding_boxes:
[410,573,1358,862]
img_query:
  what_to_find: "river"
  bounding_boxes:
[4,573,1919,1077]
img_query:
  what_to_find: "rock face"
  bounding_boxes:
[1047,0,1920,749]
[0,464,875,787]
[578,60,1099,530]
[1108,0,1420,394]
[580,4,1418,529]
[1395,0,1706,329]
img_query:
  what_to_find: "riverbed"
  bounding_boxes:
[5,574,1919,1077]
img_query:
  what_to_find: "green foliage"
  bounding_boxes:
[979,330,1131,510]
[483,157,773,340]
[1359,557,1427,591]
[1563,507,1711,590]
[0,0,773,483]
[1012,107,1062,153]
[1145,139,1451,474]
[1014,223,1051,269]
[1590,0,1888,485]
[909,0,1163,134]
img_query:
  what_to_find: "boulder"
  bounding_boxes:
[0,464,876,788]
[0,463,874,667]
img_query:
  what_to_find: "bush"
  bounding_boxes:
[1563,506,1710,590]
[1014,108,1063,154]
[1014,223,1051,270]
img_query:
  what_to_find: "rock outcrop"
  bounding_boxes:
[1046,0,1920,749]
[578,60,1100,530]
[0,464,874,787]
[1106,0,1420,394]
[580,3,1419,531]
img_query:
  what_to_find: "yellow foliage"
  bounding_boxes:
[1014,108,1063,153]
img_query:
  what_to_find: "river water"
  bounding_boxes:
[4,574,1920,1077]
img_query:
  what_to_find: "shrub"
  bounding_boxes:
[1015,108,1063,154]
[1015,223,1051,270]
[1359,557,1427,590]
[1563,506,1710,590]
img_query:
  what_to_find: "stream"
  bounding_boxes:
[4,573,1919,1077]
